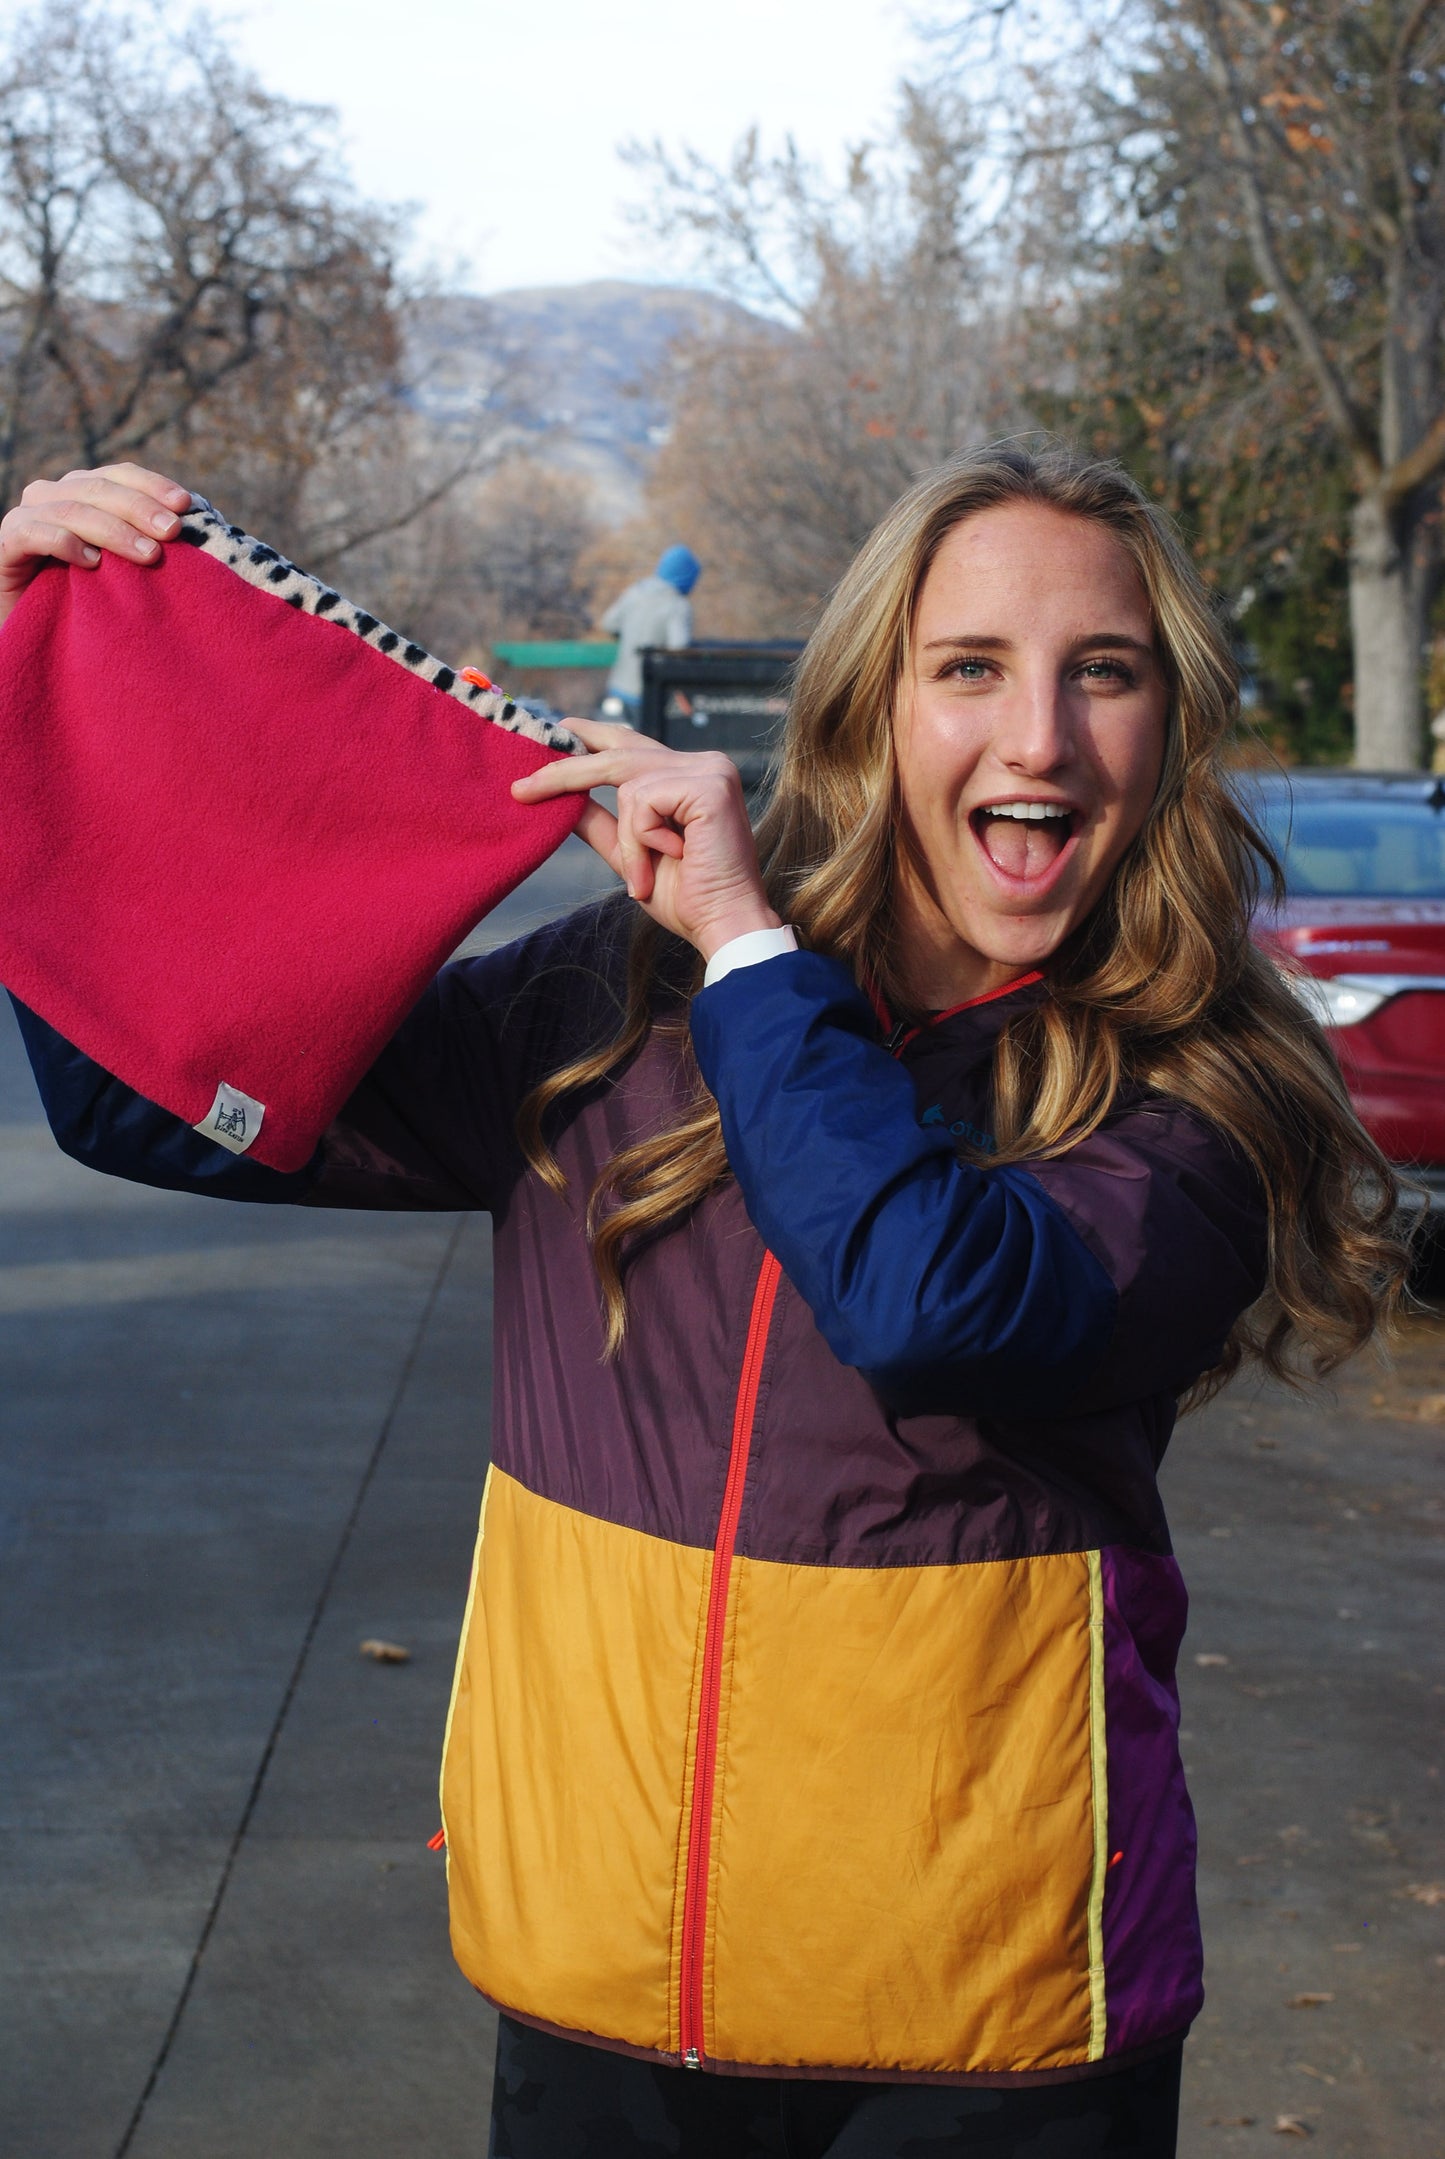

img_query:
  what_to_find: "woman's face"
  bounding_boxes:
[892,501,1169,1007]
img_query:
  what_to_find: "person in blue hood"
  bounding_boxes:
[600,545,701,717]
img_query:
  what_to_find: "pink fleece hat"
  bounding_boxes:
[0,499,585,1170]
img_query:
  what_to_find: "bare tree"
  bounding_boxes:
[0,1,514,595]
[357,452,604,662]
[931,0,1445,767]
[1195,0,1445,768]
[624,90,1027,631]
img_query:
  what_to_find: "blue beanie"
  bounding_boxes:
[655,544,701,595]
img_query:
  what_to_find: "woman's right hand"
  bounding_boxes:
[511,718,782,963]
[0,463,192,627]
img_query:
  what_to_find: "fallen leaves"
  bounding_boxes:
[359,1638,411,1663]
[1288,1992,1335,2008]
[1274,2117,1312,2138]
[1195,1652,1231,1667]
[1401,1881,1445,1907]
[1369,1389,1445,1423]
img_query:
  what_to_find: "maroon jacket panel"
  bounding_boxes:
[308,901,1265,1569]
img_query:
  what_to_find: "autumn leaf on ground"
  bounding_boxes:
[1195,1652,1230,1667]
[1288,1992,1334,2008]
[1273,2117,1312,2138]
[1402,1881,1445,1906]
[359,1638,411,1663]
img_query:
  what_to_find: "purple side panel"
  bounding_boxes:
[1099,1547,1204,2052]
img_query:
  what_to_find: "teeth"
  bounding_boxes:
[982,802,1071,821]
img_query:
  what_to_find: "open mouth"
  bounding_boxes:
[970,800,1077,883]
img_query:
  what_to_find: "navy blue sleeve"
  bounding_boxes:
[689,951,1119,1416]
[10,992,321,1202]
[9,899,631,1215]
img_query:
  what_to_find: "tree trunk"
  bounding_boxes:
[1349,489,1429,770]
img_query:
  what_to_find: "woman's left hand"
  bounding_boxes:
[511,719,781,962]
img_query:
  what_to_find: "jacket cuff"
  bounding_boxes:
[701,925,799,987]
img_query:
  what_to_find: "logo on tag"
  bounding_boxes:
[195,1081,266,1156]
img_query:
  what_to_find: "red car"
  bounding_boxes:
[1246,770,1445,1214]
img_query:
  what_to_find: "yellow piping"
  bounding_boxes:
[437,1462,495,1878]
[1085,1547,1109,2059]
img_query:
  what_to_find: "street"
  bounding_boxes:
[1,842,1440,2157]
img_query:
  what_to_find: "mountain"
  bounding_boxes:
[405,280,765,521]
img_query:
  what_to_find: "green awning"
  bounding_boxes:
[492,640,618,669]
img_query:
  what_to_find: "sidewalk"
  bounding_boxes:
[1,837,1440,2156]
[0,842,613,2159]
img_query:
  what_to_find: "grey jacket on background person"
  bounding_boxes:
[601,544,700,700]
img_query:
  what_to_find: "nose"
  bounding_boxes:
[995,660,1074,775]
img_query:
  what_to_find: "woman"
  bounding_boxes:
[3,446,1403,2157]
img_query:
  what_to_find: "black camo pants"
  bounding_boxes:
[487,2015,1182,2158]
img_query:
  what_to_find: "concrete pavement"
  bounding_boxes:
[1163,1314,1444,2153]
[0,841,614,2159]
[2,837,1441,2156]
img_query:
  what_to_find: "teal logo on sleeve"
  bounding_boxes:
[921,1103,994,1152]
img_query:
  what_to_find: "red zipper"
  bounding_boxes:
[884,969,1045,1056]
[678,1248,782,2067]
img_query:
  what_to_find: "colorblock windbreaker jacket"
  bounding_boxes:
[12,899,1269,2086]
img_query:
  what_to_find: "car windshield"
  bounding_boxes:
[1254,791,1445,898]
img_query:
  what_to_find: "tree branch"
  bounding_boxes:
[1200,0,1380,484]
[1384,401,1445,506]
[1387,0,1437,261]
[299,439,498,571]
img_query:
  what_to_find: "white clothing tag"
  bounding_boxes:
[195,1081,266,1156]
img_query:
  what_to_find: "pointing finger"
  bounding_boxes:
[574,797,623,878]
[614,788,655,902]
[511,750,623,800]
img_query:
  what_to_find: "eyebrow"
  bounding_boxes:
[921,632,1156,656]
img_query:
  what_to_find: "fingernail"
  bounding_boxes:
[165,488,191,509]
[81,545,100,564]
[151,511,175,534]
[135,536,157,555]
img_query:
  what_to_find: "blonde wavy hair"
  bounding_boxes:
[522,440,1408,1384]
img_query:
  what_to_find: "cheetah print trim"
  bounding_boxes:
[174,498,583,756]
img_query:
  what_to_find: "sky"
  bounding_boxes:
[196,0,921,295]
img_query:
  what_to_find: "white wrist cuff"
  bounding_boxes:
[702,924,799,987]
